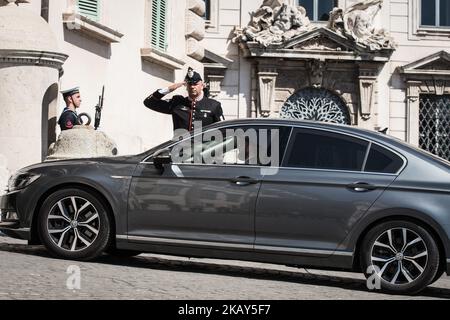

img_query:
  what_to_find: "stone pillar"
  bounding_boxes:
[406,80,421,146]
[258,69,278,118]
[0,0,67,189]
[358,64,378,121]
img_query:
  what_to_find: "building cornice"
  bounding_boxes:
[0,49,68,75]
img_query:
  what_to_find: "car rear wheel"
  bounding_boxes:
[361,220,440,295]
[38,188,111,261]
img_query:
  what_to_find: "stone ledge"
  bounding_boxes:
[62,13,124,43]
[140,48,185,70]
[0,49,68,76]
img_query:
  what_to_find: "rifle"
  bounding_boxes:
[94,86,105,130]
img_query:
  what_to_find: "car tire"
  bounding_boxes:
[360,220,440,295]
[38,188,112,261]
[430,265,445,285]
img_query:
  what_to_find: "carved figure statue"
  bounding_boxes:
[233,1,312,47]
[234,0,395,50]
[327,0,396,50]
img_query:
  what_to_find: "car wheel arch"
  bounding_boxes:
[351,214,447,274]
[30,182,117,247]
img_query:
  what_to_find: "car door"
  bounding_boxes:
[127,124,290,249]
[255,127,402,256]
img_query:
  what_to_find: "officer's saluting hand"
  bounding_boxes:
[143,68,224,132]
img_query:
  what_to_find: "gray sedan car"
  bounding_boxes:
[1,119,449,294]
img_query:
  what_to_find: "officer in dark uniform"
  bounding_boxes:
[144,68,224,131]
[58,87,82,131]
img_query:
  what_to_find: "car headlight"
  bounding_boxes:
[8,172,41,191]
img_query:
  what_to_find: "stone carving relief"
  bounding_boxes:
[234,0,395,51]
[307,60,327,88]
[281,88,351,124]
[328,0,396,51]
[294,36,345,51]
[233,1,313,47]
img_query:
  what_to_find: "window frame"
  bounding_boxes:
[420,0,450,28]
[141,124,407,175]
[410,0,450,40]
[204,0,219,32]
[142,124,292,168]
[298,0,338,22]
[282,127,371,172]
[150,0,168,52]
[77,0,101,22]
[203,0,211,22]
[281,127,407,175]
[364,143,406,174]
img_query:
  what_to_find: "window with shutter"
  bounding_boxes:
[151,0,168,52]
[77,0,100,22]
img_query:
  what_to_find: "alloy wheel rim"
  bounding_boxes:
[47,196,100,252]
[370,228,428,285]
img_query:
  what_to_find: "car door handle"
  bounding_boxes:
[230,177,260,186]
[347,182,377,192]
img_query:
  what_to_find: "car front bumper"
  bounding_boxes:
[0,191,30,241]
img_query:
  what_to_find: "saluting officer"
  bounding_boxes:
[144,68,224,131]
[58,87,82,131]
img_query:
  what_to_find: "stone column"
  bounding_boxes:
[258,69,278,118]
[358,64,378,121]
[0,0,67,189]
[406,80,422,147]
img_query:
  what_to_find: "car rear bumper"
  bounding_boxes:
[0,191,30,241]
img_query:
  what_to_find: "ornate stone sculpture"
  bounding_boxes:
[234,0,395,50]
[328,0,396,51]
[233,1,312,47]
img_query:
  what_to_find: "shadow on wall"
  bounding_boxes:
[63,28,112,59]
[41,83,59,161]
[141,60,175,83]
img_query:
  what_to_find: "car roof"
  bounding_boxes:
[209,118,450,168]
[211,118,393,141]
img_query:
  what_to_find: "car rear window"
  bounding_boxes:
[284,129,369,171]
[364,144,404,174]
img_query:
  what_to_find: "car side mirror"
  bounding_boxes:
[153,148,172,169]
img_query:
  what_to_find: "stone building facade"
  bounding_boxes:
[0,0,209,188]
[203,0,450,162]
[1,0,449,188]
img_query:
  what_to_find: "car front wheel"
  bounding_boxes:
[361,220,440,295]
[38,188,111,261]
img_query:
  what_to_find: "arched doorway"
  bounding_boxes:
[280,88,351,125]
[42,83,59,160]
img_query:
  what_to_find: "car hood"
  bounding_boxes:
[19,155,142,172]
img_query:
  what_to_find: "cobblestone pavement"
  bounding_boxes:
[0,235,449,300]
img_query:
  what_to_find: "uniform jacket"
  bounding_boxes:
[144,90,224,131]
[58,108,81,131]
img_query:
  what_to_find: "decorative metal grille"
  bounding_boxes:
[419,95,450,161]
[280,88,351,125]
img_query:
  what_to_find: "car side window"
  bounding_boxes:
[171,125,291,167]
[284,128,369,171]
[364,144,404,174]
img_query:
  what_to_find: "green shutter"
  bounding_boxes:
[151,0,168,51]
[77,0,100,22]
